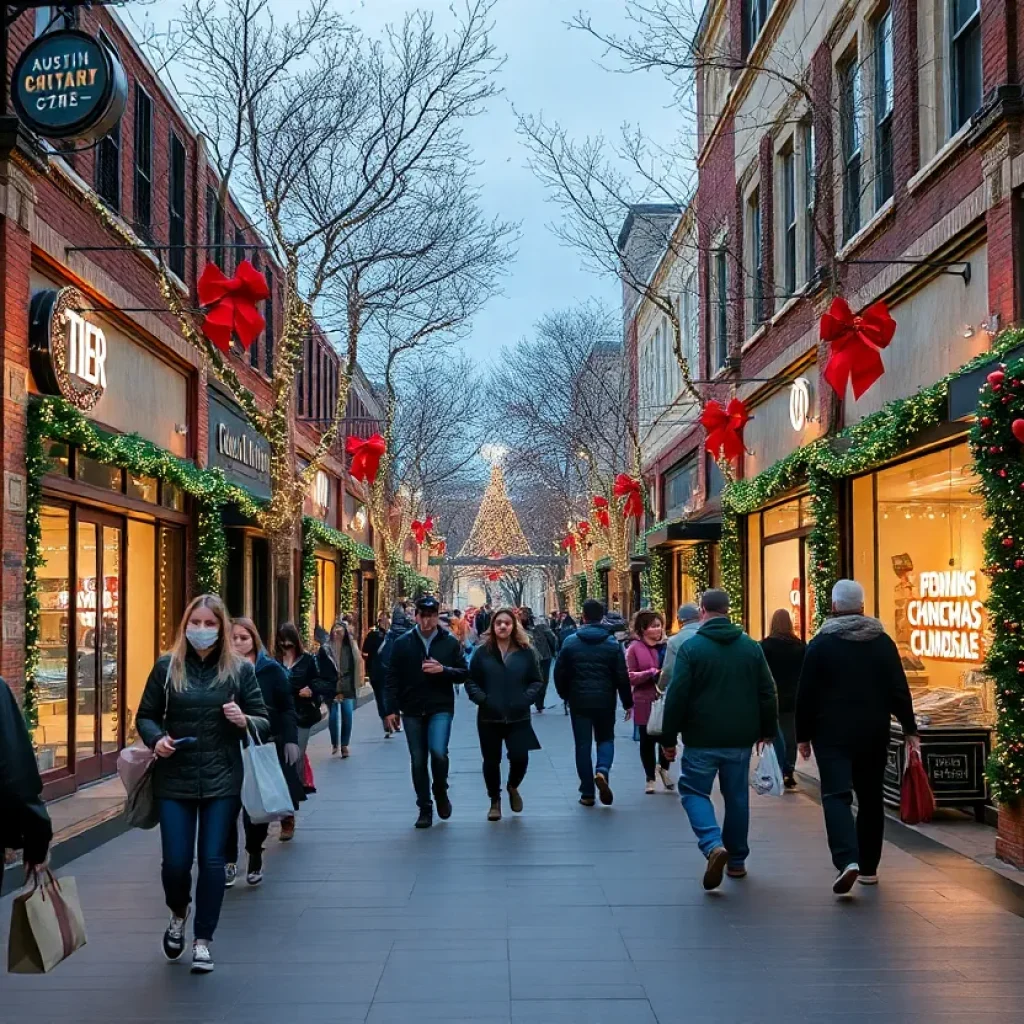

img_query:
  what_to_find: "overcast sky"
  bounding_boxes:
[131,0,680,363]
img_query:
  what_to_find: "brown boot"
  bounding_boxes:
[487,798,502,821]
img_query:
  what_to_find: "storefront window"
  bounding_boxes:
[36,506,71,771]
[764,500,799,536]
[853,443,992,725]
[746,515,763,639]
[126,520,156,747]
[77,456,122,492]
[316,555,338,631]
[158,525,185,653]
[160,481,184,511]
[763,538,802,636]
[43,439,70,477]
[127,473,158,503]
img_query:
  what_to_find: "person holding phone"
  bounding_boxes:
[135,594,269,974]
[384,595,468,828]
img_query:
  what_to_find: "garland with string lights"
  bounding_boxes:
[687,543,712,596]
[969,346,1024,799]
[393,559,434,601]
[575,573,587,612]
[298,517,374,641]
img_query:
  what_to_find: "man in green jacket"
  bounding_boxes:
[661,590,778,891]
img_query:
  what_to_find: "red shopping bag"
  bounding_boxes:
[302,753,316,794]
[900,745,935,824]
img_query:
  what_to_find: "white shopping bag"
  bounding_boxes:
[749,743,784,797]
[240,724,293,823]
[646,695,665,736]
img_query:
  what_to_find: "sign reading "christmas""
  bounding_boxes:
[907,570,985,661]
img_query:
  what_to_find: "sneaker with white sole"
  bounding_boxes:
[657,766,673,791]
[161,909,190,962]
[246,853,264,886]
[224,862,237,888]
[833,863,860,895]
[191,942,214,973]
[857,874,878,885]
[645,780,656,794]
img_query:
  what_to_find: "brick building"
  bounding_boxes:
[673,0,1024,862]
[0,5,381,798]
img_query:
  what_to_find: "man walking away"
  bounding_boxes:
[796,580,919,895]
[554,599,633,806]
[660,603,701,689]
[660,590,777,891]
[385,596,468,828]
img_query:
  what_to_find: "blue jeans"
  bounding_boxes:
[159,796,240,941]
[677,747,752,867]
[402,712,453,809]
[570,709,616,796]
[328,698,355,748]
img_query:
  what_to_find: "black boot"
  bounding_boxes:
[415,807,433,829]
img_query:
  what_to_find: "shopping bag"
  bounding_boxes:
[118,743,160,830]
[646,695,665,737]
[302,753,316,794]
[240,724,293,824]
[8,871,87,974]
[749,743,784,797]
[900,745,936,824]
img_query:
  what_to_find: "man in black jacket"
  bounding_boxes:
[796,579,919,895]
[0,676,52,893]
[554,599,633,806]
[385,595,469,828]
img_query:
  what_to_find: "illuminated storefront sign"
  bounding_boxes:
[789,378,811,431]
[907,570,984,661]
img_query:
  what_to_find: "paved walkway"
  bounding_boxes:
[5,690,1024,1023]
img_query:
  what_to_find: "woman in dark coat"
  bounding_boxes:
[329,619,361,757]
[135,593,269,974]
[226,617,303,886]
[760,608,807,788]
[465,608,543,821]
[362,611,393,737]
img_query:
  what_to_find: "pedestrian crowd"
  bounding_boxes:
[1,576,920,976]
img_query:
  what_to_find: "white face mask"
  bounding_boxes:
[186,625,220,651]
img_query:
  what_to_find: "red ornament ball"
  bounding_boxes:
[1004,537,1016,547]
[1000,469,1009,477]
[989,370,1006,385]
[1015,560,1024,569]
[981,416,993,428]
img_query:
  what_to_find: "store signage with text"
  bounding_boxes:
[907,570,984,661]
[207,392,272,499]
[29,288,108,412]
[217,423,269,475]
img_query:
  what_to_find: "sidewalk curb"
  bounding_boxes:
[795,771,1024,918]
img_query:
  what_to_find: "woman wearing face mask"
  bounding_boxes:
[626,611,673,794]
[465,608,543,821]
[135,594,269,975]
[275,622,335,839]
[329,619,362,757]
[225,618,303,887]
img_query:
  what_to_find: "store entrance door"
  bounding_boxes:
[74,513,123,783]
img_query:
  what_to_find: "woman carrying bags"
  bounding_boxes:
[465,608,543,821]
[135,594,269,975]
[626,610,673,794]
[329,619,362,757]
[227,617,303,886]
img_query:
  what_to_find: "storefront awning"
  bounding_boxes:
[646,519,721,549]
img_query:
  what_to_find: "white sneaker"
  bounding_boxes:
[833,863,860,895]
[161,909,189,962]
[858,874,878,885]
[657,766,674,791]
[191,942,215,973]
[224,863,237,888]
[645,780,656,794]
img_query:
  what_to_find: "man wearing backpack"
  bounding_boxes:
[660,590,777,891]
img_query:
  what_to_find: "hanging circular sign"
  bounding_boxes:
[11,29,127,142]
[789,377,812,431]
[29,288,108,412]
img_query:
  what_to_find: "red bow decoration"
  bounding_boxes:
[576,520,591,537]
[820,296,897,400]
[562,533,577,551]
[411,516,434,545]
[431,539,447,557]
[486,568,503,582]
[197,260,269,352]
[592,496,610,530]
[346,433,386,485]
[613,474,644,520]
[700,398,749,462]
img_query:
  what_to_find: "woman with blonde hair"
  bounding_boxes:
[465,608,543,821]
[135,594,269,974]
[329,618,363,757]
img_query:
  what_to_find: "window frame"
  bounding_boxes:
[742,0,773,58]
[950,0,982,134]
[804,122,816,283]
[873,6,895,209]
[205,185,225,270]
[781,146,797,297]
[168,132,187,280]
[95,121,121,211]
[840,52,863,242]
[132,84,153,238]
[708,242,729,376]
[747,187,763,332]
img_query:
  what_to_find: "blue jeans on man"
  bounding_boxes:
[328,698,355,748]
[570,708,616,797]
[676,747,752,868]
[401,712,453,809]
[159,796,240,941]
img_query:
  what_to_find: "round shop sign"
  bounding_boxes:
[29,288,108,412]
[789,377,812,432]
[12,29,127,142]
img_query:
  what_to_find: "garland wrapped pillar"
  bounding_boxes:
[806,472,840,630]
[299,517,374,642]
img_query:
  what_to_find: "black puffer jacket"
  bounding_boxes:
[759,634,806,713]
[254,651,298,745]
[466,645,544,724]
[136,646,269,801]
[384,627,468,717]
[554,624,632,713]
[287,650,335,729]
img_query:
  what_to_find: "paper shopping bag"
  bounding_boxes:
[8,872,87,974]
[900,746,936,824]
[240,729,293,823]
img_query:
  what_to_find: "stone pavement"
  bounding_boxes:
[5,690,1024,1024]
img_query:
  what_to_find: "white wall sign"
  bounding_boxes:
[789,377,811,431]
[907,569,984,661]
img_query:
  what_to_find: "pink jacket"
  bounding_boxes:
[626,640,663,726]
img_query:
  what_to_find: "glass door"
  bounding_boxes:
[74,513,124,782]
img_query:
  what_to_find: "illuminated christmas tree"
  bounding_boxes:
[459,463,533,558]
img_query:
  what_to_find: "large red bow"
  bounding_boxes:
[821,296,896,400]
[411,517,434,545]
[197,260,269,352]
[700,398,749,462]
[613,474,643,520]
[346,433,386,485]
[592,496,610,529]
[562,533,577,551]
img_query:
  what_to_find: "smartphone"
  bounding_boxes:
[172,736,198,749]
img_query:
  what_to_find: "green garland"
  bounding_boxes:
[393,558,433,600]
[299,517,374,641]
[687,542,712,595]
[969,344,1024,799]
[575,572,587,611]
